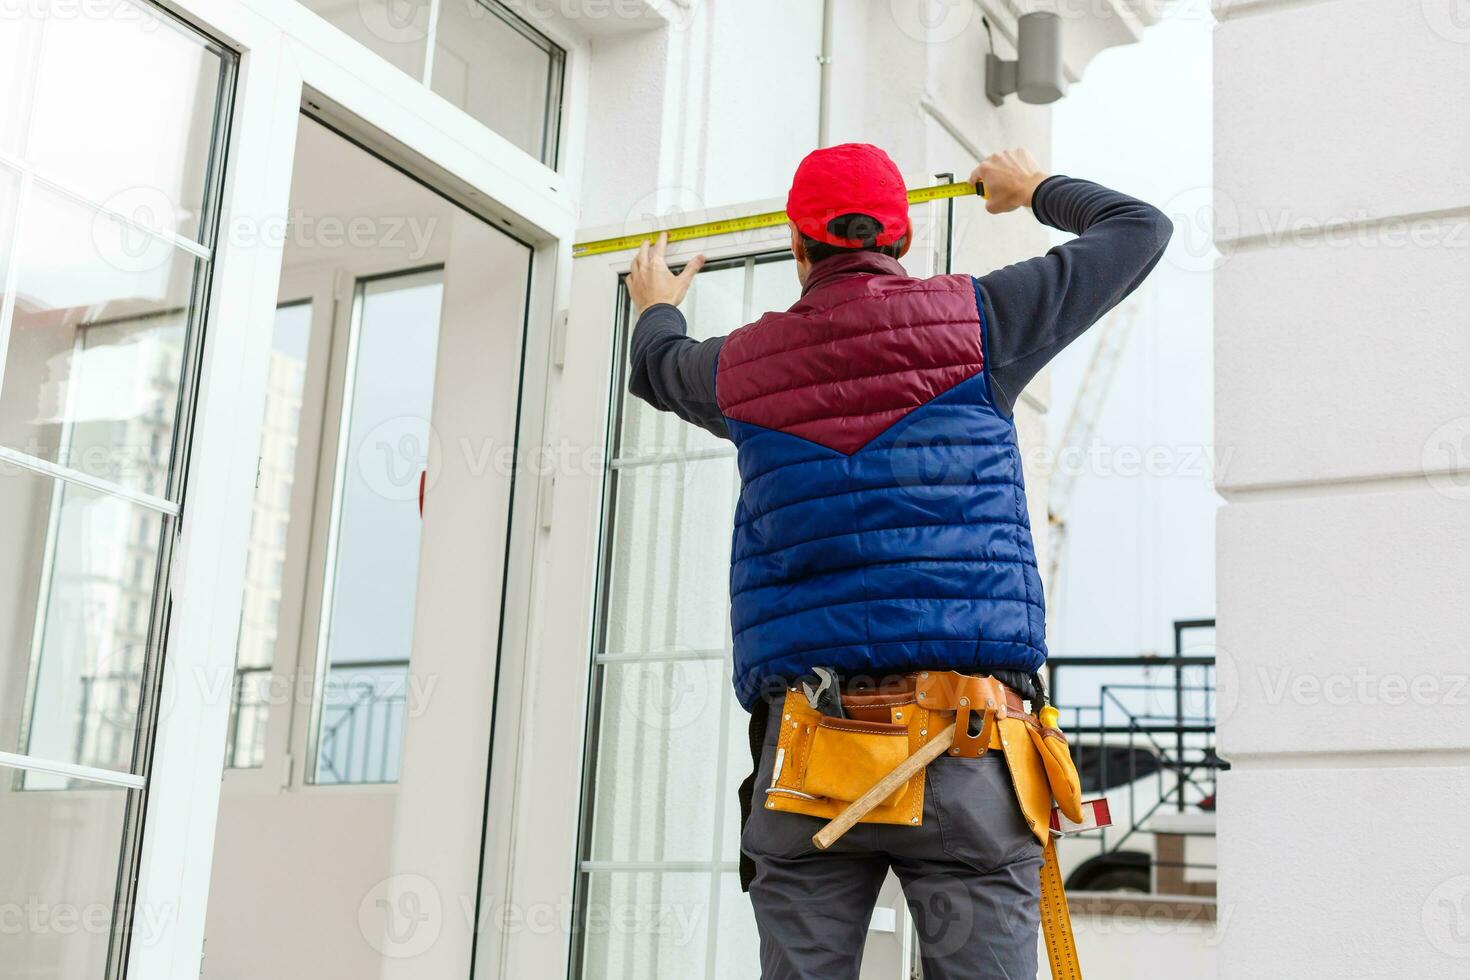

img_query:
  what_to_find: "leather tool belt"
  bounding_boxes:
[764,670,1081,839]
[762,669,1089,978]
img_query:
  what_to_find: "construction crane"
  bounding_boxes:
[1045,300,1140,615]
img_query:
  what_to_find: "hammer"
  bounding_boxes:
[811,723,957,850]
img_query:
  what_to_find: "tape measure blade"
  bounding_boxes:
[571,182,980,258]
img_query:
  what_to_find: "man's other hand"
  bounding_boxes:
[628,233,706,313]
[972,149,1048,215]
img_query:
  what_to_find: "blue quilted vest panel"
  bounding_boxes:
[716,258,1047,709]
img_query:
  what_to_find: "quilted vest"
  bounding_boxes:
[715,252,1047,709]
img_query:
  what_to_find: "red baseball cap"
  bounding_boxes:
[786,143,910,248]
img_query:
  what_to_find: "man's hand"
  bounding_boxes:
[627,233,706,313]
[971,148,1049,215]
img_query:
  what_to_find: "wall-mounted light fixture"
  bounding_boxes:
[986,12,1067,106]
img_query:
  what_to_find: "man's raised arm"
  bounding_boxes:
[971,149,1174,415]
[624,235,730,439]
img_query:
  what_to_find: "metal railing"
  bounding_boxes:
[226,665,273,769]
[225,659,410,783]
[1044,620,1225,880]
[315,659,410,784]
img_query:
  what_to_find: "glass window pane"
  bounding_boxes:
[578,871,713,979]
[0,774,133,976]
[587,659,726,864]
[0,186,198,498]
[617,263,744,461]
[227,302,312,769]
[0,471,166,776]
[27,0,226,241]
[604,457,739,656]
[579,255,799,978]
[750,255,799,322]
[430,0,563,164]
[312,270,444,784]
[298,0,430,83]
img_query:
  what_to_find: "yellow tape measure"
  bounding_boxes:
[1039,839,1084,980]
[571,180,985,258]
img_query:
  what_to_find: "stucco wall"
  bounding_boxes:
[1213,1,1470,976]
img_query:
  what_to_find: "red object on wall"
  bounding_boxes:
[419,470,426,518]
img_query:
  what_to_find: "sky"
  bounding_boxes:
[1046,0,1219,661]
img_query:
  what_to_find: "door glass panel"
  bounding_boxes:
[0,776,133,976]
[27,0,227,241]
[0,472,166,776]
[577,254,797,978]
[0,185,198,498]
[430,0,564,165]
[312,269,444,784]
[0,2,234,972]
[226,302,313,769]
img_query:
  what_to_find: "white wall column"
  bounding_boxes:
[1213,1,1470,976]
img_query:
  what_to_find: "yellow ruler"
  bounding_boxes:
[571,180,984,258]
[1039,839,1084,980]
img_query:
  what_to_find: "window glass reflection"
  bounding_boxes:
[0,187,196,499]
[226,302,313,769]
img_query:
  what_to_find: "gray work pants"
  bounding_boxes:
[742,709,1042,980]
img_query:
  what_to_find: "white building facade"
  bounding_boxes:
[0,2,1211,979]
[1213,1,1470,978]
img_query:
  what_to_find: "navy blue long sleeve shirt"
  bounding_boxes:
[627,176,1173,434]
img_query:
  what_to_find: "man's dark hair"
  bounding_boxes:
[800,212,908,264]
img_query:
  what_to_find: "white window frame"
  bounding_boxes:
[124,0,587,976]
[219,266,335,794]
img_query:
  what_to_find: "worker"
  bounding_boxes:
[625,143,1171,979]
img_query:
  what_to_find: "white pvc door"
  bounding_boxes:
[503,186,952,980]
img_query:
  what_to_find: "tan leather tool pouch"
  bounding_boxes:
[1029,722,1085,824]
[999,717,1055,845]
[764,689,929,826]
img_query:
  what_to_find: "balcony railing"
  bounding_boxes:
[1044,619,1225,894]
[226,659,410,784]
[315,659,410,784]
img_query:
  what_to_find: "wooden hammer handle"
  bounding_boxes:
[811,723,956,850]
